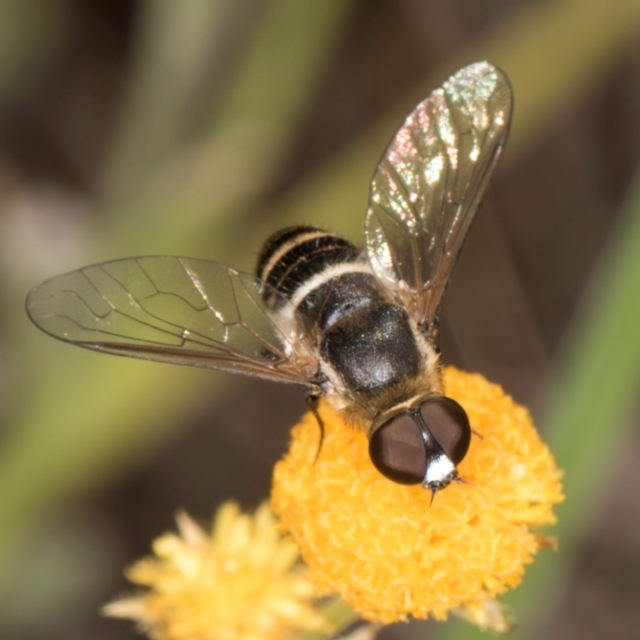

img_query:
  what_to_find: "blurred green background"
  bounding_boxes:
[0,1,639,639]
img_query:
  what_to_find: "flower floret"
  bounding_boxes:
[104,502,330,640]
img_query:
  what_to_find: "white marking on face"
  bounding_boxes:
[424,454,454,486]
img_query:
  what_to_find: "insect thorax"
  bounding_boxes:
[257,226,442,423]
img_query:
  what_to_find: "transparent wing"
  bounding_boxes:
[26,256,320,391]
[365,61,513,325]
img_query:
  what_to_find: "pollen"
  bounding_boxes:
[103,502,330,640]
[271,367,564,626]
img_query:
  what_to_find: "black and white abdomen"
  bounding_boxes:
[256,226,437,420]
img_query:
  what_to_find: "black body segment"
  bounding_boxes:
[296,272,380,331]
[321,302,420,396]
[256,225,319,272]
[257,226,360,308]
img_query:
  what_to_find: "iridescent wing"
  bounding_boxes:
[365,61,513,326]
[26,256,321,391]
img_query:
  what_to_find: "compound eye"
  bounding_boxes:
[369,413,426,484]
[419,397,471,465]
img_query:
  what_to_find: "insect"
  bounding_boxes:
[26,61,513,497]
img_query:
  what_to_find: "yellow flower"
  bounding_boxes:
[271,367,564,626]
[103,502,330,640]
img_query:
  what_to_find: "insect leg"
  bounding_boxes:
[306,395,325,464]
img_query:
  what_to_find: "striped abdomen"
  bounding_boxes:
[256,226,364,308]
[256,226,424,403]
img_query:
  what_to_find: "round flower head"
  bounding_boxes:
[104,502,330,640]
[271,368,564,625]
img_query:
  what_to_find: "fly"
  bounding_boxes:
[26,61,513,497]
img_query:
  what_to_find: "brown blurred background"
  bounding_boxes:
[0,1,639,639]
